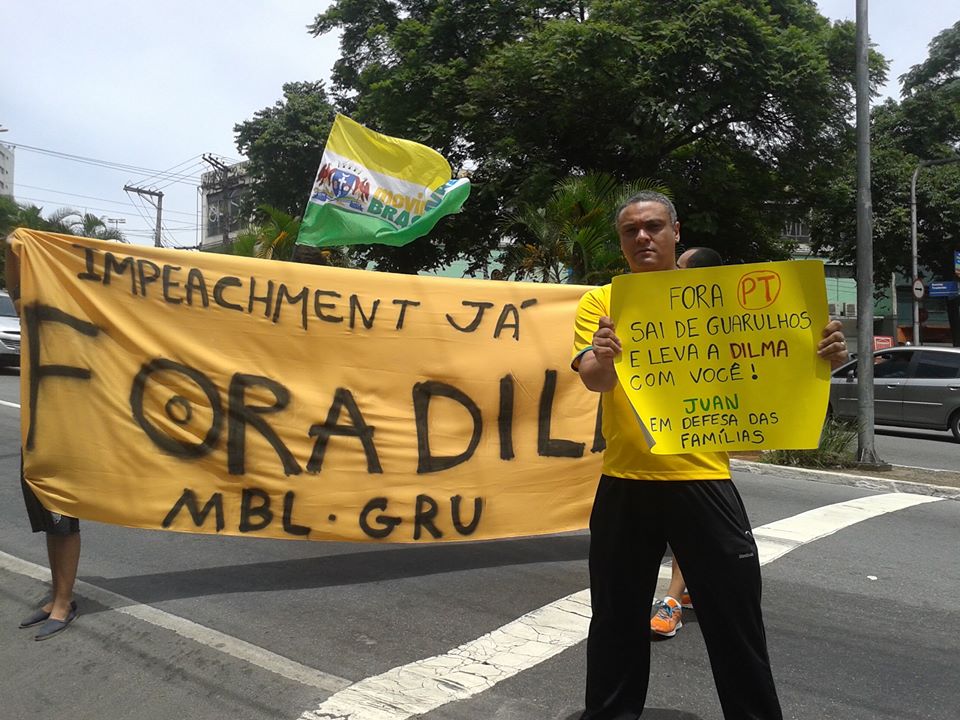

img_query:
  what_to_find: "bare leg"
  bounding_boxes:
[40,534,57,615]
[665,559,686,602]
[46,533,80,621]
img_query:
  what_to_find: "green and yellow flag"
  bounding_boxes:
[296,114,471,248]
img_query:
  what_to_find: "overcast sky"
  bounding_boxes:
[1,1,956,247]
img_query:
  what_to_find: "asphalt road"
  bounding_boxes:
[1,369,958,720]
[873,424,959,470]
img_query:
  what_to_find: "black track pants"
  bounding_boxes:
[579,476,782,720]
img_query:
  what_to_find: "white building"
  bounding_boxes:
[199,160,251,252]
[0,143,14,197]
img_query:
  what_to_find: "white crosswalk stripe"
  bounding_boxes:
[298,492,942,720]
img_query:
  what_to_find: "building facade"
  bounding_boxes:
[199,160,251,252]
[0,143,14,197]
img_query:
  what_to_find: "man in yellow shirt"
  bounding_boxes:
[572,192,849,719]
[650,245,724,639]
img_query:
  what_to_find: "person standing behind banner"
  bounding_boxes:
[571,192,849,719]
[677,246,722,270]
[4,237,81,641]
[650,245,724,639]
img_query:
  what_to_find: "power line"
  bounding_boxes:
[6,142,204,185]
[7,142,234,250]
[15,185,199,218]
[124,224,196,232]
[13,194,166,223]
[123,186,188,248]
[153,162,208,192]
[125,185,171,248]
[136,155,204,187]
[202,154,242,251]
[13,195,199,240]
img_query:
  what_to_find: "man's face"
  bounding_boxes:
[616,201,680,273]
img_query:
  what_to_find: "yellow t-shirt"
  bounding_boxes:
[572,284,730,481]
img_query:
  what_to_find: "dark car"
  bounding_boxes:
[0,291,19,368]
[829,346,960,441]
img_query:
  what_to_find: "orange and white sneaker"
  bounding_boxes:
[680,592,693,609]
[650,596,683,637]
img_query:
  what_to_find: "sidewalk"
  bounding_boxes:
[731,457,960,501]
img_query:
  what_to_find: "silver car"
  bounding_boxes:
[0,291,20,368]
[829,346,960,441]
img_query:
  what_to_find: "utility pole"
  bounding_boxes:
[105,216,127,242]
[910,156,960,345]
[123,185,164,247]
[202,154,234,251]
[854,0,883,466]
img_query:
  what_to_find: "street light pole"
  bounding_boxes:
[910,156,960,345]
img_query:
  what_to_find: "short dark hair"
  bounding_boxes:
[683,247,723,268]
[615,191,678,226]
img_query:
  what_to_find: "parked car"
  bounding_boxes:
[0,291,20,368]
[829,346,960,441]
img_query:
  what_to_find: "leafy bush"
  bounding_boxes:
[760,417,858,469]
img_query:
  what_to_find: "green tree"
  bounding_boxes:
[232,204,301,261]
[308,0,878,272]
[1,199,124,288]
[232,204,354,267]
[898,21,960,309]
[234,81,337,219]
[46,208,127,241]
[1,199,56,283]
[0,195,23,237]
[810,21,960,343]
[3,200,126,240]
[1,198,61,236]
[500,173,668,283]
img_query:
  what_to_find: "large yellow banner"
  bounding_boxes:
[11,229,603,543]
[611,260,831,454]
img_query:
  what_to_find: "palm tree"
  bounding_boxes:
[0,202,129,284]
[233,204,353,267]
[1,201,53,235]
[499,173,671,284]
[233,204,300,261]
[497,205,570,283]
[45,208,127,241]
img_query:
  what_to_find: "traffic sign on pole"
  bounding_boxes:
[912,278,925,300]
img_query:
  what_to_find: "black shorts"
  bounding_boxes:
[21,470,79,536]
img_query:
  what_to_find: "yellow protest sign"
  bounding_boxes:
[11,229,603,543]
[611,260,830,454]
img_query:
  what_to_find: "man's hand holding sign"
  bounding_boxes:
[570,191,848,720]
[611,259,841,454]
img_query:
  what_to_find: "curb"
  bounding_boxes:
[731,459,960,501]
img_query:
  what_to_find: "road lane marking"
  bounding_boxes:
[0,549,351,693]
[298,492,942,720]
[751,491,940,564]
[0,400,20,409]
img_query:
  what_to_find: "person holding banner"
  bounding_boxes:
[5,241,81,641]
[571,192,849,719]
